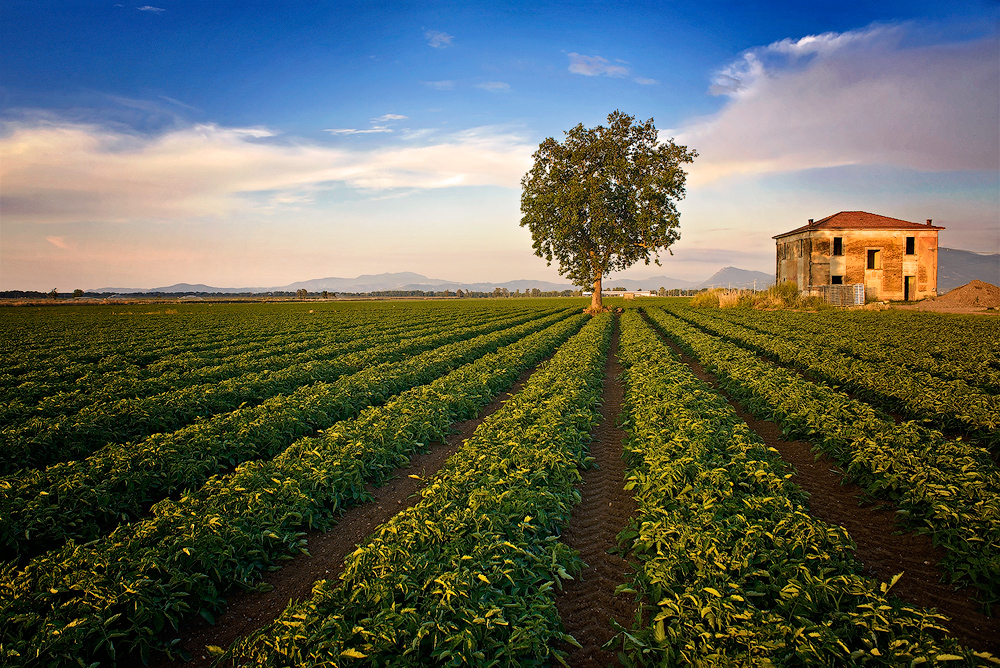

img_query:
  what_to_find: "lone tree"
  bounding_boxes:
[520,111,696,312]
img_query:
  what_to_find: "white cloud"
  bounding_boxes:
[634,77,658,85]
[425,30,453,48]
[678,25,999,184]
[136,5,164,12]
[476,81,511,92]
[327,114,407,135]
[567,53,629,77]
[422,80,454,90]
[324,126,393,135]
[0,120,535,223]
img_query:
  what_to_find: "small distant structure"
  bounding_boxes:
[774,211,944,303]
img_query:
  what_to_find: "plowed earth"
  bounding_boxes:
[645,316,1000,656]
[555,316,638,666]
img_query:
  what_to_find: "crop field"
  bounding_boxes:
[0,299,998,667]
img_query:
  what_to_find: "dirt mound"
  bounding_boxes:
[920,280,1000,309]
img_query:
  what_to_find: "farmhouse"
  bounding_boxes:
[774,211,944,302]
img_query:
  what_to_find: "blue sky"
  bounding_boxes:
[1,0,997,290]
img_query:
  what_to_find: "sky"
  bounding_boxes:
[1,0,997,291]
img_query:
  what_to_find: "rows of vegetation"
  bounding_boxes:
[0,312,590,667]
[0,302,539,400]
[0,308,454,427]
[0,308,574,562]
[0,305,328,385]
[707,308,1000,393]
[644,306,1000,611]
[673,305,1000,451]
[613,308,985,664]
[225,313,612,666]
[0,306,562,474]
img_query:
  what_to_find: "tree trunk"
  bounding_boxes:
[591,275,603,311]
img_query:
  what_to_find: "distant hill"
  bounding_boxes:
[89,266,783,295]
[695,266,775,290]
[939,248,999,292]
[90,273,577,295]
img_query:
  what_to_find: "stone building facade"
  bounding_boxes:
[774,211,944,301]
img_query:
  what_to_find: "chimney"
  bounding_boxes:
[808,219,814,225]
[926,219,932,226]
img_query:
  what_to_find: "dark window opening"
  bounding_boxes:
[905,237,915,255]
[831,275,843,285]
[867,249,882,270]
[832,237,843,256]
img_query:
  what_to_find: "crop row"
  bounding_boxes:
[0,308,574,562]
[0,307,454,425]
[0,312,591,667]
[644,306,1000,610]
[612,308,986,665]
[0,301,525,396]
[226,312,612,666]
[711,308,1000,392]
[674,305,1000,449]
[0,307,329,387]
[1,302,516,435]
[0,307,558,474]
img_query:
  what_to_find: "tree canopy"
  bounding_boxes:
[519,111,697,311]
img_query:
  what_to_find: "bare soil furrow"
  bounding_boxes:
[643,311,1000,655]
[556,314,637,667]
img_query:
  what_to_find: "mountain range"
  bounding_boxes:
[92,266,775,295]
[89,248,996,295]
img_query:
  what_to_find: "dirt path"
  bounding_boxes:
[643,313,1000,655]
[556,314,637,666]
[139,364,542,668]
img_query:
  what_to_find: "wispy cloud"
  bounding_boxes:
[567,53,629,77]
[326,114,408,135]
[634,77,658,85]
[678,25,999,183]
[0,121,535,223]
[46,236,69,249]
[324,126,393,135]
[421,80,454,90]
[136,5,164,12]
[476,81,510,92]
[425,30,453,48]
[158,95,199,112]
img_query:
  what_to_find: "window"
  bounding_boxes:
[831,275,843,285]
[832,237,843,256]
[867,249,882,270]
[905,236,915,255]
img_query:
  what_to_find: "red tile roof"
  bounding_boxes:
[774,211,945,239]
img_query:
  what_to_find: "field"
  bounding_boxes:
[1,298,998,667]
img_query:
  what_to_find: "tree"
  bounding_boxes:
[72,289,84,298]
[520,110,696,312]
[49,288,59,300]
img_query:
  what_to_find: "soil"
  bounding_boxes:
[899,279,1000,313]
[646,320,1000,656]
[137,363,542,668]
[555,315,638,666]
